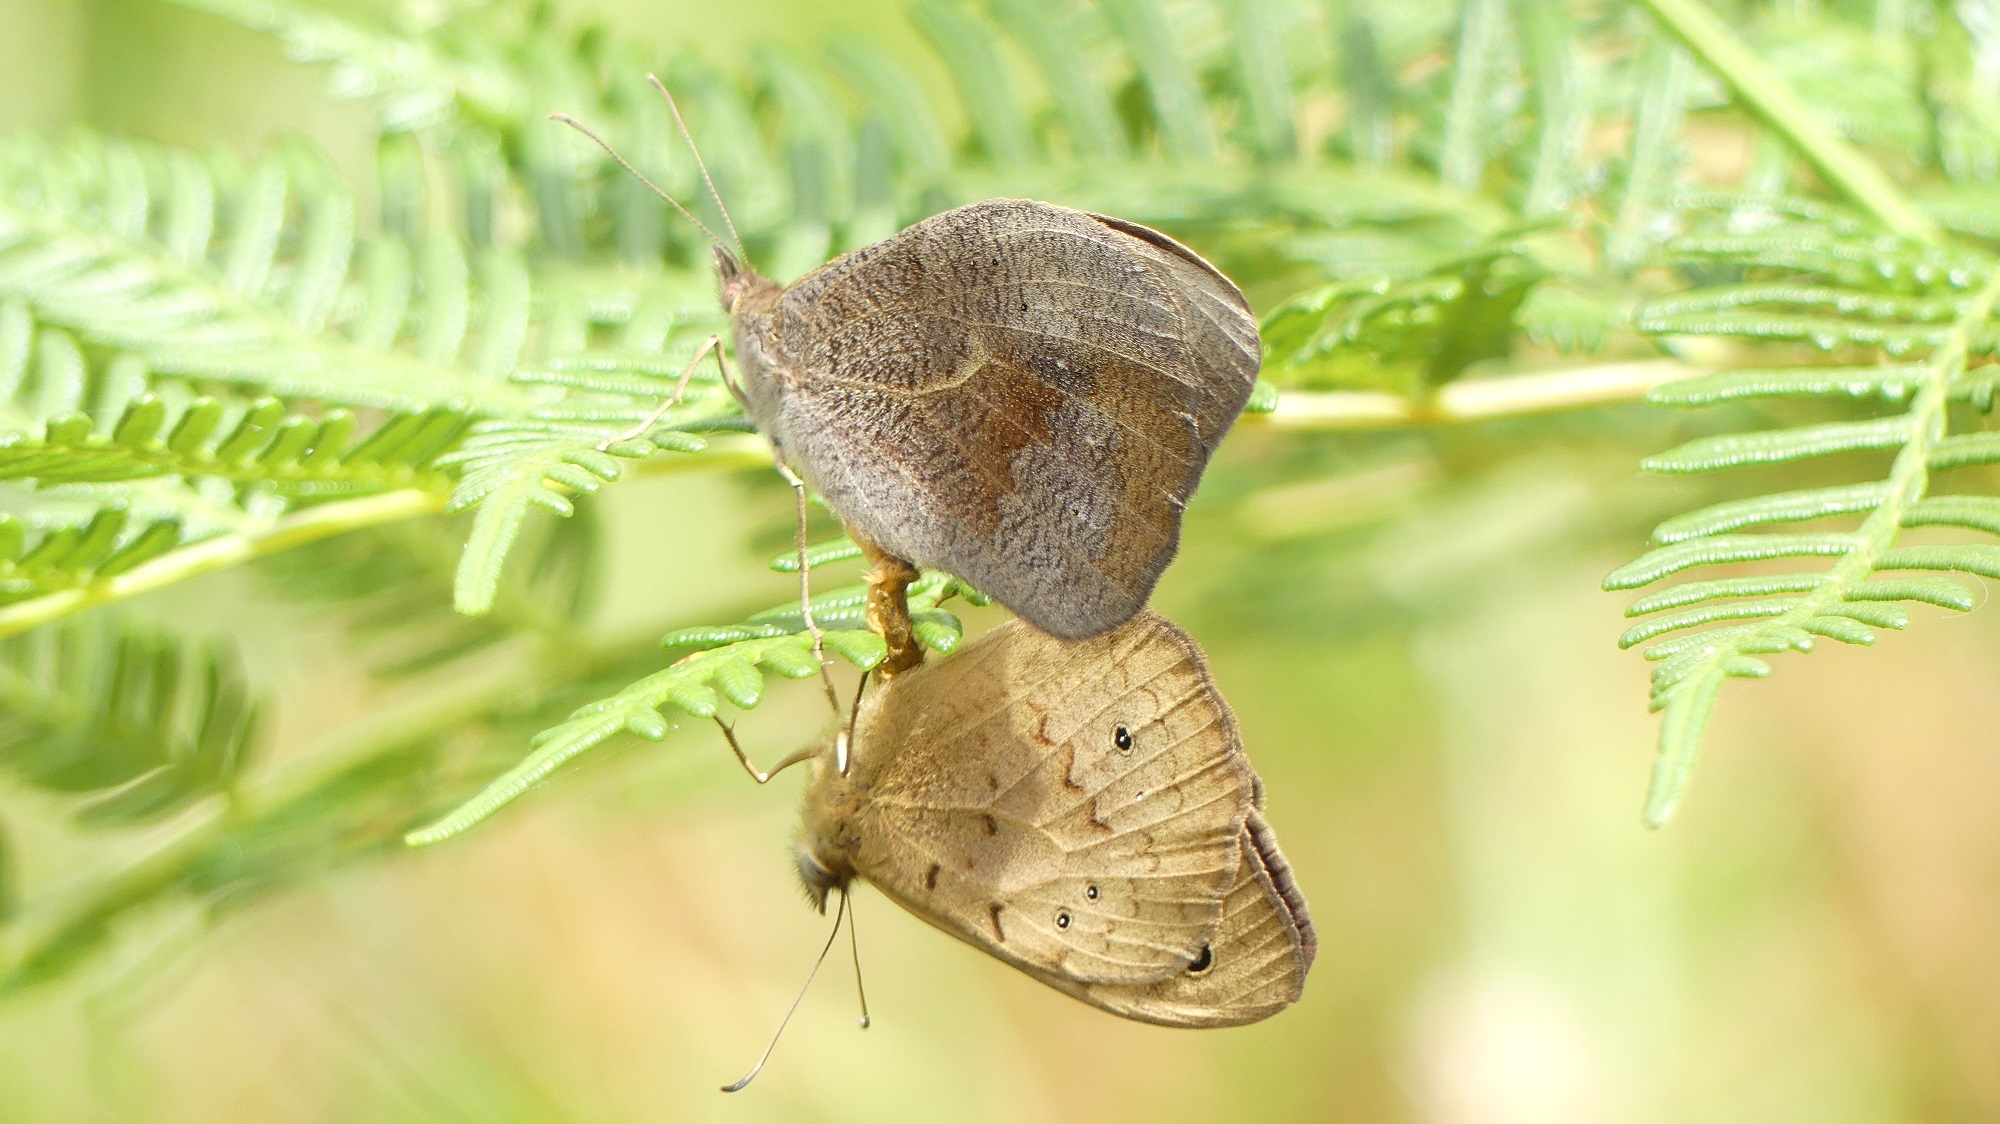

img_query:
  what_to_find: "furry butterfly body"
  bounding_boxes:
[721,200,1262,641]
[795,611,1314,1027]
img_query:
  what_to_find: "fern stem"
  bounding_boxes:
[1631,0,1938,244]
[1638,265,2000,827]
[0,489,446,639]
[1258,359,1703,429]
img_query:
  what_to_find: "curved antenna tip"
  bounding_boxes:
[718,889,849,1093]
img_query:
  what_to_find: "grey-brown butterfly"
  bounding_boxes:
[792,609,1314,1027]
[721,202,1262,641]
[557,80,1260,643]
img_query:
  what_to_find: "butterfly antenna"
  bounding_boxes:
[547,112,737,259]
[648,73,747,263]
[722,888,848,1093]
[846,887,872,1030]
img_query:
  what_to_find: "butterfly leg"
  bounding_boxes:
[714,343,751,412]
[771,449,847,748]
[713,719,815,783]
[596,334,723,451]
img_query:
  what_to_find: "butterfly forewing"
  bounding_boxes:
[748,200,1260,639]
[837,612,1254,985]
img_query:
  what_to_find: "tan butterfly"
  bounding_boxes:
[792,609,1314,1028]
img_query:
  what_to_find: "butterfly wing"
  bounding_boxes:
[844,611,1255,984]
[1026,810,1316,1027]
[761,199,1260,639]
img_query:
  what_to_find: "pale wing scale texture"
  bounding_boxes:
[821,612,1255,985]
[739,199,1261,639]
[1029,810,1316,1027]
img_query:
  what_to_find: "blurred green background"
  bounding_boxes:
[5,1,2000,1121]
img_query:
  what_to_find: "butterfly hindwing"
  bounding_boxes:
[837,612,1255,985]
[1028,810,1316,1027]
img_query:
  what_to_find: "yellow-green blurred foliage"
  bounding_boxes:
[4,2,2000,1122]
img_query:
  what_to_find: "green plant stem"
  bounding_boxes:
[0,367,1696,640]
[1256,359,1703,429]
[1638,266,2000,827]
[0,440,772,639]
[1632,0,1938,243]
[0,490,449,640]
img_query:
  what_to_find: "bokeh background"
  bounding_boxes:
[5,1,2000,1121]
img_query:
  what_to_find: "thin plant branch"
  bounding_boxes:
[1253,359,1705,430]
[1632,0,1938,244]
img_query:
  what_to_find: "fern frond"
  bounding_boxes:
[0,133,792,630]
[0,489,443,639]
[1099,0,1217,162]
[259,503,597,677]
[0,392,459,493]
[909,1,1035,167]
[1640,416,1915,471]
[1218,0,1297,162]
[1607,40,1693,270]
[0,135,535,415]
[164,0,527,131]
[442,334,750,614]
[1260,233,1554,391]
[766,537,864,573]
[989,0,1127,162]
[1644,364,1935,405]
[0,612,260,826]
[1646,213,1981,293]
[1611,249,2000,826]
[1437,0,1516,193]
[407,561,985,845]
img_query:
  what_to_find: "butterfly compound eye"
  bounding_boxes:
[793,847,844,913]
[1113,725,1133,752]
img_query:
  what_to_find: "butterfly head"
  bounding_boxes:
[793,845,848,914]
[794,739,865,913]
[714,247,785,425]
[714,246,779,316]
